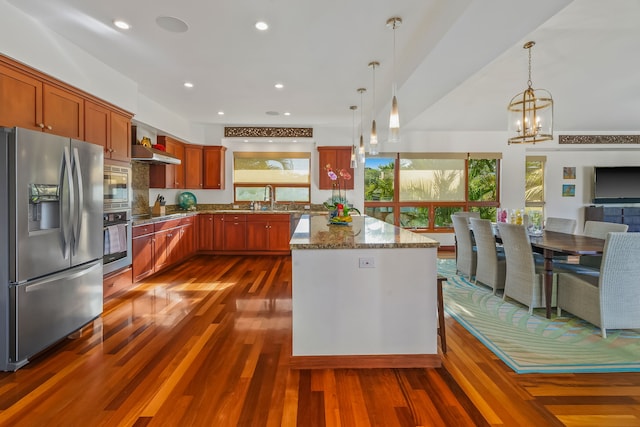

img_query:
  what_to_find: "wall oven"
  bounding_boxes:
[104,164,132,274]
[103,210,132,275]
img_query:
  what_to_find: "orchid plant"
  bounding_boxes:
[323,164,360,215]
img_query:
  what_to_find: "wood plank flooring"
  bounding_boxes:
[1,254,639,426]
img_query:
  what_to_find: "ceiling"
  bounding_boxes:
[6,0,640,135]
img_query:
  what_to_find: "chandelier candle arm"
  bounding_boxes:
[387,17,402,143]
[507,40,553,144]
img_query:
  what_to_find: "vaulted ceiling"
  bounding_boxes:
[7,0,640,135]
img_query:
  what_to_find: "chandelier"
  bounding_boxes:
[507,41,553,144]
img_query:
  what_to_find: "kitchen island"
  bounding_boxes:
[289,214,441,369]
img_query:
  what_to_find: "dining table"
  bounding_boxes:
[528,230,605,318]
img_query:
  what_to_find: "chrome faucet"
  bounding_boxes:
[264,185,275,210]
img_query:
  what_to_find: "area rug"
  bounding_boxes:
[437,259,640,374]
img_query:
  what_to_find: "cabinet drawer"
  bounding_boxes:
[181,216,195,226]
[154,218,182,231]
[132,224,154,238]
[224,214,247,222]
[103,267,133,299]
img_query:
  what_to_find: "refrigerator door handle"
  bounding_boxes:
[71,147,83,254]
[59,146,74,259]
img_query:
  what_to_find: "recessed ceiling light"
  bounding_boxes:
[217,111,224,115]
[113,20,130,30]
[184,82,194,88]
[255,21,269,31]
[274,83,284,89]
[283,112,291,116]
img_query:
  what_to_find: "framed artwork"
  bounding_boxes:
[563,167,576,179]
[562,184,576,197]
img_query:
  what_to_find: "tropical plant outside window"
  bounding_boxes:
[525,156,545,219]
[364,153,500,232]
[233,152,311,203]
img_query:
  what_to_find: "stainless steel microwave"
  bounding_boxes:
[104,164,131,211]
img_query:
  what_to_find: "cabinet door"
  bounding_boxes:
[225,221,246,250]
[84,100,110,148]
[0,64,43,131]
[213,215,225,250]
[268,218,292,251]
[132,234,154,283]
[317,146,354,190]
[42,83,84,139]
[169,141,185,189]
[109,111,131,162]
[184,145,203,189]
[154,228,171,271]
[198,214,215,250]
[203,146,226,189]
[246,219,270,251]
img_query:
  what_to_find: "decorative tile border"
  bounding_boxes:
[559,135,640,144]
[224,126,313,138]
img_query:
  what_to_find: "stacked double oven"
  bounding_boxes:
[103,164,132,275]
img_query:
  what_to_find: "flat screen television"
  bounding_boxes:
[593,166,640,203]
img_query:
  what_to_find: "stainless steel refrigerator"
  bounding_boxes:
[0,127,103,371]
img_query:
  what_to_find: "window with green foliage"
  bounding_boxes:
[364,153,501,231]
[233,152,310,202]
[525,156,545,219]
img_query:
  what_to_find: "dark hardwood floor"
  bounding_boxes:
[1,254,639,426]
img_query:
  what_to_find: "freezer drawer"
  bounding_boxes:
[10,260,103,367]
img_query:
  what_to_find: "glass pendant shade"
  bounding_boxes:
[350,105,358,168]
[350,145,357,168]
[358,134,366,163]
[369,119,378,155]
[368,61,379,156]
[507,41,553,144]
[388,93,400,143]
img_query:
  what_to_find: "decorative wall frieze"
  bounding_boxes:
[559,135,640,145]
[224,126,313,138]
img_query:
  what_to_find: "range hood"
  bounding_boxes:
[131,145,181,165]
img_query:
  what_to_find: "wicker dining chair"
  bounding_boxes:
[451,214,477,280]
[469,218,505,294]
[544,217,577,234]
[579,221,629,269]
[557,232,640,338]
[498,222,557,314]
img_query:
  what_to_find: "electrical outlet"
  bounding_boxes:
[233,204,239,209]
[359,257,375,268]
[304,205,311,210]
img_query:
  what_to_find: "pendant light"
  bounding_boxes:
[357,88,367,163]
[507,41,553,144]
[368,61,380,155]
[387,17,402,143]
[350,105,358,168]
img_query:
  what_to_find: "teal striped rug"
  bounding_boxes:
[438,259,640,374]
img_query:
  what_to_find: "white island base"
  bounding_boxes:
[291,246,440,369]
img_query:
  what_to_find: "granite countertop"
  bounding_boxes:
[289,214,440,250]
[131,209,311,226]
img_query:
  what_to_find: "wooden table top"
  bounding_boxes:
[529,230,605,255]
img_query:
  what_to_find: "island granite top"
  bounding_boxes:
[289,214,440,250]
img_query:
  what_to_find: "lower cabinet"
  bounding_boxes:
[103,267,133,300]
[132,216,197,283]
[198,214,215,250]
[246,214,291,252]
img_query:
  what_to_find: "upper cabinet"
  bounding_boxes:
[150,136,185,189]
[184,144,203,189]
[85,101,131,163]
[0,55,132,150]
[317,146,354,190]
[203,146,226,189]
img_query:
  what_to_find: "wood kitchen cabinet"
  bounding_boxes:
[317,146,354,190]
[184,144,203,189]
[0,55,132,147]
[246,214,291,253]
[198,214,215,250]
[132,224,155,282]
[203,146,226,189]
[150,136,185,189]
[212,214,246,251]
[85,101,131,162]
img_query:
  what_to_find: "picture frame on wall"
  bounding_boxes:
[562,184,576,197]
[563,167,576,179]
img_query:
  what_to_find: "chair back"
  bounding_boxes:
[583,220,628,239]
[545,217,577,234]
[497,222,536,285]
[599,232,640,329]
[451,214,477,278]
[453,211,480,223]
[469,218,505,292]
